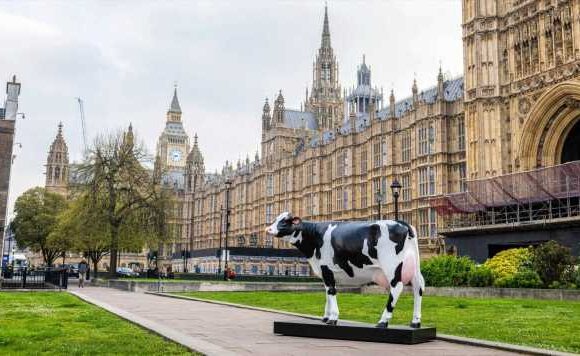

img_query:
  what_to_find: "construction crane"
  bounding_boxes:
[75,97,88,153]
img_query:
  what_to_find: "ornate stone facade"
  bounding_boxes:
[165,6,468,274]
[463,0,580,177]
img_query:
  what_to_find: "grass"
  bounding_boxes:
[0,292,196,355]
[176,291,580,354]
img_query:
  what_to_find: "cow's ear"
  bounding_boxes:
[292,217,302,225]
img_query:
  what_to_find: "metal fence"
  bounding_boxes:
[0,268,68,290]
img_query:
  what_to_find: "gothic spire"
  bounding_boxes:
[169,86,182,114]
[321,3,331,49]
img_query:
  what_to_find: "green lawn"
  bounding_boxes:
[0,292,195,355]
[177,291,580,354]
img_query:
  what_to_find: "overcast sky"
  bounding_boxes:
[1,0,463,219]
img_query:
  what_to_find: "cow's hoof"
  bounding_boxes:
[326,319,338,326]
[321,317,329,323]
[376,322,388,328]
[410,322,421,328]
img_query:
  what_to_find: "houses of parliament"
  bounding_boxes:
[45,0,580,273]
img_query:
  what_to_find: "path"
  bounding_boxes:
[70,286,521,356]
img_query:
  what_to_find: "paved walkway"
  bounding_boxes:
[70,286,521,356]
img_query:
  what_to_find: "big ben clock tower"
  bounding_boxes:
[156,87,191,188]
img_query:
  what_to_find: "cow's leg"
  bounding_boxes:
[376,262,404,328]
[410,271,425,328]
[321,293,330,323]
[321,265,339,325]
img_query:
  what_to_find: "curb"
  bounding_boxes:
[70,290,238,356]
[151,292,576,356]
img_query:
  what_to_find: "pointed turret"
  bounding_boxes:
[412,77,419,104]
[273,90,285,124]
[262,98,271,132]
[437,65,445,99]
[167,86,183,122]
[321,3,331,49]
[45,122,69,196]
[169,87,181,113]
[389,89,396,117]
[123,122,134,150]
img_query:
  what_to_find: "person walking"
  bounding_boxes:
[78,259,89,288]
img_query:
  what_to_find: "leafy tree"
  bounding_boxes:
[10,187,68,266]
[531,240,576,287]
[76,130,173,277]
[49,194,110,279]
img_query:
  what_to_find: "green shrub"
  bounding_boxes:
[467,265,494,287]
[484,248,532,280]
[422,255,475,287]
[530,241,576,287]
[494,269,543,288]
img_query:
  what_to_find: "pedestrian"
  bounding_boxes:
[78,258,89,288]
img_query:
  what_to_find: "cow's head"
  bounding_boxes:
[265,212,302,244]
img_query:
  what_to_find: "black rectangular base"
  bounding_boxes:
[273,320,436,344]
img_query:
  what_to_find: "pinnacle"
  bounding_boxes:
[169,87,182,113]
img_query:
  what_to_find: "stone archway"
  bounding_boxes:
[559,119,580,163]
[518,80,580,170]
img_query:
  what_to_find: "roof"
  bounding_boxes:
[283,110,318,130]
[169,88,182,113]
[348,84,381,99]
[163,121,189,138]
[377,77,464,119]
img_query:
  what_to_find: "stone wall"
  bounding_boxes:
[362,285,580,301]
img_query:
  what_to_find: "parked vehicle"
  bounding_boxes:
[116,267,139,277]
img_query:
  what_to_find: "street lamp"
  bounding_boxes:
[390,179,402,221]
[375,189,384,220]
[223,179,232,280]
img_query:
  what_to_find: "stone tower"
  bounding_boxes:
[156,87,190,188]
[305,4,343,131]
[185,134,205,193]
[45,122,69,196]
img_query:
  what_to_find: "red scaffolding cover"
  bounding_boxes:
[431,161,580,215]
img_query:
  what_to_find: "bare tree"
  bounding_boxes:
[77,129,173,277]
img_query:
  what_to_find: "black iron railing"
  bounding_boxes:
[0,268,68,290]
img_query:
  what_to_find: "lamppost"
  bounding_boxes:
[223,179,232,280]
[375,189,384,220]
[390,179,402,221]
[217,204,223,277]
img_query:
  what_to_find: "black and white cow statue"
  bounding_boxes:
[266,212,425,328]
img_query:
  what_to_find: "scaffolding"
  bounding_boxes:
[431,161,580,230]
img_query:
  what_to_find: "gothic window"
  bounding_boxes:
[402,174,411,202]
[458,118,466,151]
[418,167,432,197]
[343,189,348,211]
[47,167,53,184]
[54,167,60,182]
[360,149,367,174]
[265,204,273,224]
[417,126,428,156]
[335,187,342,211]
[418,209,429,237]
[360,183,367,208]
[459,163,467,192]
[402,131,411,163]
[381,138,387,166]
[322,63,331,82]
[326,191,332,214]
[373,139,381,168]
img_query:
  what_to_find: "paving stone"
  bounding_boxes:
[71,286,521,356]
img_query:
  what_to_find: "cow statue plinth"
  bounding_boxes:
[266,212,425,329]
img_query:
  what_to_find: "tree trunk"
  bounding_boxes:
[93,259,98,279]
[109,225,120,278]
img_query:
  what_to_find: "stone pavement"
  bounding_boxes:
[70,286,521,356]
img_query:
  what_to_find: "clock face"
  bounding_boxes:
[170,149,182,162]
